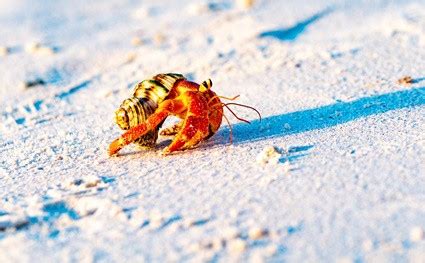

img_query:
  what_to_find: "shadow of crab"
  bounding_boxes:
[213,87,425,145]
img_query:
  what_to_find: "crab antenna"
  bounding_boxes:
[211,107,234,144]
[224,102,262,121]
[218,94,240,101]
[209,102,255,124]
[208,94,240,105]
[221,113,233,144]
[222,104,251,124]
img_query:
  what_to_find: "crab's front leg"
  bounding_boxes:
[162,92,210,155]
[108,99,184,156]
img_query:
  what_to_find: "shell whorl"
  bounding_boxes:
[115,73,186,147]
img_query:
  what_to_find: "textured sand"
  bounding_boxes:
[1,0,425,261]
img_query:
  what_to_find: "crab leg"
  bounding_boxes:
[108,99,184,156]
[162,92,209,155]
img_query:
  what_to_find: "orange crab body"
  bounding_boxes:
[109,78,223,156]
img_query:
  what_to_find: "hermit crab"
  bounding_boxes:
[108,73,260,156]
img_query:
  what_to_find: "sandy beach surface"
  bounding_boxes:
[1,0,425,261]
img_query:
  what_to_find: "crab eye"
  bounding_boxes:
[115,108,129,129]
[199,79,212,92]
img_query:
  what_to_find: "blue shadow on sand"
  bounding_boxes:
[216,87,425,145]
[259,7,333,41]
[56,80,92,100]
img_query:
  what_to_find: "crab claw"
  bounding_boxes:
[108,102,175,156]
[108,138,124,156]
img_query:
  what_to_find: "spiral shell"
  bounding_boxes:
[115,73,186,147]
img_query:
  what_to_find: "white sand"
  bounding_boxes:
[1,0,425,261]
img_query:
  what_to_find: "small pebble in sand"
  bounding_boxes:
[182,217,210,228]
[25,42,41,53]
[212,238,225,250]
[149,210,165,228]
[64,175,103,190]
[192,238,224,252]
[69,196,125,220]
[410,226,424,242]
[131,37,144,46]
[222,226,240,239]
[153,33,166,45]
[126,52,137,64]
[197,239,214,250]
[25,42,54,55]
[83,175,101,188]
[36,46,55,55]
[228,238,247,253]
[256,146,282,165]
[264,244,278,256]
[236,0,255,9]
[21,78,46,89]
[0,214,29,231]
[397,76,414,86]
[65,178,81,188]
[248,227,269,240]
[56,213,74,227]
[0,46,10,56]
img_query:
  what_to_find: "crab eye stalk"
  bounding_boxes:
[199,79,212,92]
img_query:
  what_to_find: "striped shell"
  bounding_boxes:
[115,73,186,147]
